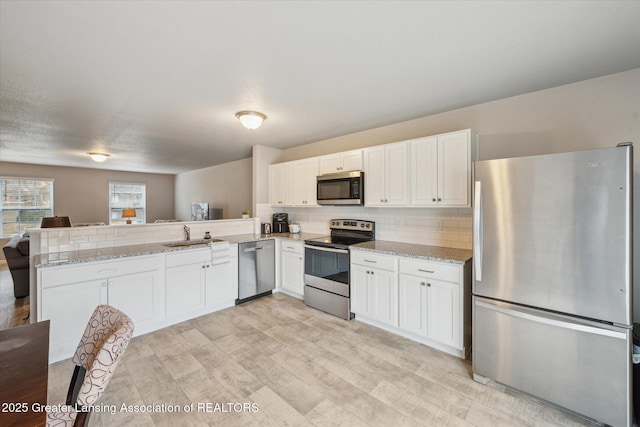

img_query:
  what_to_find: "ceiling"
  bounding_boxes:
[1,1,639,175]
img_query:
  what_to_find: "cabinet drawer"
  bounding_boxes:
[166,248,211,267]
[281,241,304,255]
[399,258,459,282]
[42,255,160,288]
[350,251,397,271]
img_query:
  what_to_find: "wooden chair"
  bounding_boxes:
[46,305,135,427]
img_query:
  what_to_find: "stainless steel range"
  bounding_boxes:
[304,219,375,319]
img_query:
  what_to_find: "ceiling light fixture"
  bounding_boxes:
[88,152,110,162]
[236,111,267,130]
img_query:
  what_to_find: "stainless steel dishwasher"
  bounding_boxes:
[236,239,275,304]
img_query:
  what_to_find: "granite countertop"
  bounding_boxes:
[34,232,325,268]
[351,240,472,264]
[34,233,469,268]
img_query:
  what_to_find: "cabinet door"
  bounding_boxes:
[350,264,370,316]
[427,279,461,348]
[303,158,319,205]
[399,274,427,336]
[281,250,304,294]
[108,269,162,329]
[230,245,239,300]
[385,142,409,205]
[364,146,385,206]
[41,280,104,352]
[438,130,470,206]
[269,164,284,205]
[369,267,398,327]
[341,150,363,172]
[319,154,341,174]
[166,263,205,316]
[207,260,234,308]
[410,136,438,206]
[291,160,307,206]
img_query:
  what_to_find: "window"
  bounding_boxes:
[1,177,54,237]
[109,183,146,225]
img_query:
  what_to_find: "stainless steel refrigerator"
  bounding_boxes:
[472,144,633,427]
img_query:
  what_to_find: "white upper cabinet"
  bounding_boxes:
[270,158,318,207]
[269,162,293,206]
[364,141,409,206]
[290,158,319,206]
[318,149,363,175]
[411,129,471,207]
[270,129,472,208]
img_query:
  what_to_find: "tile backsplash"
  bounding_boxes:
[256,204,472,250]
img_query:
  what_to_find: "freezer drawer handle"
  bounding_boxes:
[475,300,627,339]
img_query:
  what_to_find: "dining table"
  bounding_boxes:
[0,320,50,427]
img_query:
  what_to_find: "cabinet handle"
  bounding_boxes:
[438,198,442,202]
[432,198,436,202]
[418,269,434,273]
[286,246,295,250]
[384,199,388,203]
[421,282,426,286]
[364,259,377,263]
[202,265,206,269]
[380,199,384,202]
[97,269,117,274]
[427,283,431,287]
[101,282,108,287]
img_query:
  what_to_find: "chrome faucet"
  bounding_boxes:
[183,224,191,241]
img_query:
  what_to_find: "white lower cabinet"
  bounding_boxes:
[166,249,209,318]
[398,257,467,354]
[206,244,237,308]
[399,271,461,349]
[352,249,471,358]
[38,244,237,363]
[38,254,163,362]
[165,245,235,319]
[280,241,304,296]
[351,251,398,327]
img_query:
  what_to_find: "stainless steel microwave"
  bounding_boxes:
[316,171,364,205]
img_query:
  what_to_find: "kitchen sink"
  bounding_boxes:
[164,238,224,247]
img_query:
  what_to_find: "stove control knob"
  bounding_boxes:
[366,224,371,228]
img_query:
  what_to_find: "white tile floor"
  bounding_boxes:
[47,293,597,426]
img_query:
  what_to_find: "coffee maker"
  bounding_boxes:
[272,213,289,233]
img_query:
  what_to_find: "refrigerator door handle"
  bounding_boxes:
[473,180,483,281]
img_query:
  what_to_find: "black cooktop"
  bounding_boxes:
[304,219,375,250]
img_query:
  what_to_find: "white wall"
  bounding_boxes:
[175,158,252,220]
[0,162,176,225]
[279,69,639,163]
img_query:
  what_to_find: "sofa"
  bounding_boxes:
[2,234,30,298]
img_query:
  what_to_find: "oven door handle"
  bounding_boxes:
[304,244,349,254]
